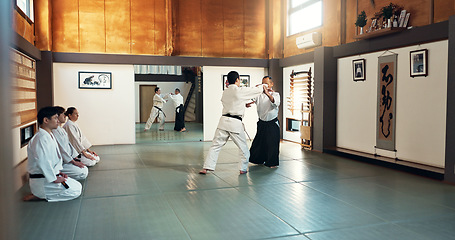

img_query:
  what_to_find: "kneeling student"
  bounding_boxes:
[52,106,89,180]
[24,107,82,202]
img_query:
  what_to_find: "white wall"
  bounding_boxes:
[283,63,315,143]
[337,40,448,167]
[53,63,135,145]
[202,66,267,141]
[134,82,192,123]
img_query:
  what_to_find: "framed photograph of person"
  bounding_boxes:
[222,75,250,90]
[410,49,428,77]
[78,72,112,89]
[353,59,366,81]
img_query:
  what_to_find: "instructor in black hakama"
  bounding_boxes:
[247,76,281,168]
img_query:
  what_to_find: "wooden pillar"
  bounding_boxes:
[444,15,455,183]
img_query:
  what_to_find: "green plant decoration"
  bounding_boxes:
[381,3,394,20]
[355,11,368,27]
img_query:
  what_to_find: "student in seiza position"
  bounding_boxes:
[23,106,82,202]
[200,71,267,175]
[144,87,167,131]
[165,88,187,132]
[247,76,281,168]
[52,106,89,179]
[63,107,100,166]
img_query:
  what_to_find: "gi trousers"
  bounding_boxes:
[174,104,185,131]
[249,118,280,167]
[145,107,165,130]
[203,128,250,172]
[61,163,89,180]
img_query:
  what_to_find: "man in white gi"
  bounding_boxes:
[247,76,281,168]
[199,71,267,174]
[144,87,167,131]
[23,107,82,202]
[52,106,89,180]
[165,88,186,132]
[63,107,100,166]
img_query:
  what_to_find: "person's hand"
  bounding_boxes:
[87,149,98,156]
[246,103,252,108]
[83,151,96,160]
[262,84,268,92]
[54,176,67,183]
[59,172,68,179]
[71,160,86,168]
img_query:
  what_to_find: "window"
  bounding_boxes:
[16,0,34,22]
[287,0,322,36]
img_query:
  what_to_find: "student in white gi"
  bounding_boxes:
[23,107,82,202]
[63,107,100,166]
[247,76,281,168]
[52,106,89,179]
[144,87,167,131]
[199,71,267,174]
[165,88,186,132]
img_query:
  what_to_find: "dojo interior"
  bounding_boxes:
[2,0,455,239]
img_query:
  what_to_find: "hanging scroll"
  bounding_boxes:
[376,54,397,151]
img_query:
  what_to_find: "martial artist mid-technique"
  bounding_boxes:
[63,107,100,166]
[247,76,281,168]
[200,71,266,174]
[24,107,82,202]
[52,106,89,180]
[165,88,186,132]
[144,87,167,131]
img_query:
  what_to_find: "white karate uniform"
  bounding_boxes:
[145,94,167,130]
[27,128,82,202]
[165,93,184,110]
[52,126,89,179]
[63,120,100,164]
[203,84,265,172]
[254,92,281,124]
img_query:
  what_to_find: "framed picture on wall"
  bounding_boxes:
[353,59,366,81]
[410,49,428,77]
[78,72,112,89]
[222,75,250,90]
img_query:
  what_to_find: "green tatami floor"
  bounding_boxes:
[18,141,455,240]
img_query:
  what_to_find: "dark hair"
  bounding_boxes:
[175,88,180,93]
[37,106,59,125]
[65,107,76,116]
[263,76,272,80]
[155,87,160,93]
[227,71,239,85]
[54,106,65,115]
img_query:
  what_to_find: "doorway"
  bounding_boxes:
[139,85,157,123]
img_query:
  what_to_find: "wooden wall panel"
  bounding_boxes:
[175,0,202,56]
[52,0,80,52]
[154,0,167,55]
[223,0,245,58]
[13,11,34,44]
[34,0,52,51]
[345,0,357,43]
[131,0,155,55]
[79,0,105,53]
[105,0,131,53]
[434,0,455,23]
[201,0,224,57]
[244,0,266,58]
[269,0,284,59]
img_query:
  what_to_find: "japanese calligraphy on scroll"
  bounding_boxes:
[376,54,397,151]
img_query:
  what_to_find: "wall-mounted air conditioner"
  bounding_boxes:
[296,32,322,49]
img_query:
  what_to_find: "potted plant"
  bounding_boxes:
[355,11,368,34]
[381,3,394,27]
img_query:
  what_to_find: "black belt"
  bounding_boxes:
[29,174,69,188]
[223,114,242,121]
[259,117,279,123]
[154,106,166,117]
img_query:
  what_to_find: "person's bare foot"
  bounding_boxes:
[23,193,43,201]
[199,169,212,174]
[143,129,147,132]
[180,128,187,132]
[269,166,278,168]
[239,170,248,174]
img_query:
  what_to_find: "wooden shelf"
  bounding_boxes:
[354,27,407,40]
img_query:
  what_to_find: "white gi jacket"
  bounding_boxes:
[254,92,281,121]
[166,93,184,108]
[52,126,79,164]
[63,120,92,154]
[27,128,63,197]
[217,84,264,133]
[153,94,166,108]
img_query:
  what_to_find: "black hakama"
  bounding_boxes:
[174,104,185,131]
[249,118,280,167]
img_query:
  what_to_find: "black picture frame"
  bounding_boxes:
[222,75,250,90]
[78,71,112,89]
[410,49,428,77]
[353,59,366,81]
[20,123,36,148]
